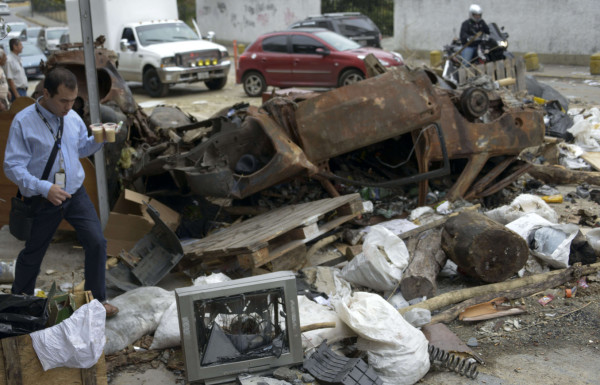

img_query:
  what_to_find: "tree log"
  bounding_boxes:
[399,261,600,315]
[401,229,447,301]
[441,211,529,283]
[527,164,600,186]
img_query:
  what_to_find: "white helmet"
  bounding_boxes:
[469,4,482,20]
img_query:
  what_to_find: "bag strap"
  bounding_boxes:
[16,123,63,200]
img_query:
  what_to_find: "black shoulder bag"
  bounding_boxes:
[9,115,63,241]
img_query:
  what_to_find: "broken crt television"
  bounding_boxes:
[175,271,303,384]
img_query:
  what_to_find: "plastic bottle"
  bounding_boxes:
[0,259,16,284]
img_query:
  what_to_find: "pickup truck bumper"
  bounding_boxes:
[158,61,231,84]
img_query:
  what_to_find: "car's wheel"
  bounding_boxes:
[242,71,267,97]
[143,68,169,98]
[338,69,365,87]
[204,77,227,90]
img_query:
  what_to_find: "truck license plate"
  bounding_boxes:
[197,72,209,80]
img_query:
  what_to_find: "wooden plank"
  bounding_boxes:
[183,194,362,259]
[495,60,506,81]
[504,58,516,92]
[1,337,23,385]
[581,152,600,171]
[515,56,527,91]
[485,62,495,78]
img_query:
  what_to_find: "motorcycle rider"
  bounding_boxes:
[459,4,490,65]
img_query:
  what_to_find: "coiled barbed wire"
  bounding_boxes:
[428,344,479,379]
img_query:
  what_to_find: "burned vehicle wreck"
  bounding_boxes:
[126,64,545,205]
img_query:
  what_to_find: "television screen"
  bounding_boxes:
[176,271,303,384]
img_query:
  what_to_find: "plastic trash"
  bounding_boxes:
[340,225,409,292]
[0,294,48,339]
[334,292,430,385]
[0,259,15,284]
[528,223,580,268]
[403,308,431,328]
[30,300,105,371]
[586,228,600,255]
[485,194,558,224]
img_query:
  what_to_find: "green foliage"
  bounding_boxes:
[322,0,394,36]
[32,0,65,13]
[177,0,196,29]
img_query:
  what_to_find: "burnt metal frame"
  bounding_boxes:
[318,123,450,188]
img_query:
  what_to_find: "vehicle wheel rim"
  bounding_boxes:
[245,76,262,95]
[343,73,363,85]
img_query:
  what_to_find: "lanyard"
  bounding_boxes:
[35,103,65,171]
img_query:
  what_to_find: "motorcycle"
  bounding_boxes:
[442,22,512,83]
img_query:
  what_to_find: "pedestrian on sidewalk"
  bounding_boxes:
[0,50,10,111]
[6,38,28,101]
[3,67,119,318]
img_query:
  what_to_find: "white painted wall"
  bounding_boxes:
[196,0,321,44]
[394,0,600,59]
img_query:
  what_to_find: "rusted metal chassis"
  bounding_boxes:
[177,66,543,201]
[415,91,544,203]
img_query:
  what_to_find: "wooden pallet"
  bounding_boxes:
[182,194,363,269]
[456,56,526,92]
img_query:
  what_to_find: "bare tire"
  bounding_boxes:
[204,77,227,90]
[338,69,365,87]
[143,68,169,97]
[242,71,266,97]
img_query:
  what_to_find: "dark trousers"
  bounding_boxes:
[11,186,107,302]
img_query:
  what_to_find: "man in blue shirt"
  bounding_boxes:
[4,67,119,317]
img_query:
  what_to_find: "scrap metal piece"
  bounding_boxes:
[422,323,484,364]
[428,345,479,379]
[295,67,442,164]
[304,341,383,385]
[174,112,319,199]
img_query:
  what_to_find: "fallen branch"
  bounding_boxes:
[527,164,600,186]
[399,261,600,317]
[300,322,336,333]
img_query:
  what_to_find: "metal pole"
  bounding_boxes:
[78,0,109,229]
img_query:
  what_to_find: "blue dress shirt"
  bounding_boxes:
[3,99,103,198]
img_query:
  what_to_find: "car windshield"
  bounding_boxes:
[8,23,27,33]
[313,30,361,51]
[21,43,43,56]
[135,22,199,46]
[47,29,68,40]
[27,28,41,38]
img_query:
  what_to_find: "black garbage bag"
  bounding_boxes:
[544,100,574,141]
[0,294,49,339]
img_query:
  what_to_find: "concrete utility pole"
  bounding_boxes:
[78,0,109,229]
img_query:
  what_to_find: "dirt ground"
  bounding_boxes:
[6,65,600,384]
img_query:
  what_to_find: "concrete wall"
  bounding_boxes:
[196,0,321,45]
[394,0,600,65]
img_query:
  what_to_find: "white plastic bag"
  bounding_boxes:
[30,299,105,371]
[485,194,558,224]
[104,287,175,355]
[334,292,430,385]
[341,225,409,292]
[150,273,233,350]
[297,295,354,350]
[528,223,579,268]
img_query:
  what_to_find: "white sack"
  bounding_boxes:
[30,299,105,371]
[484,194,558,225]
[150,273,233,350]
[149,301,180,350]
[104,287,174,355]
[334,292,430,385]
[506,213,578,269]
[341,225,409,292]
[528,223,580,268]
[297,295,354,350]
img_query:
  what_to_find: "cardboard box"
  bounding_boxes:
[104,189,180,257]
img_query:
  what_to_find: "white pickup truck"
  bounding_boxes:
[66,0,230,97]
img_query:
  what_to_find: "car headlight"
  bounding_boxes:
[160,57,176,68]
[392,51,404,63]
[357,55,366,60]
[220,50,229,59]
[379,59,390,66]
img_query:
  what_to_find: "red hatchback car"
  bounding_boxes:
[236,28,404,96]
